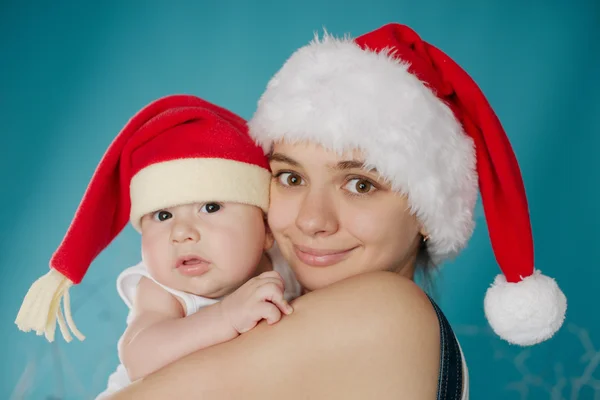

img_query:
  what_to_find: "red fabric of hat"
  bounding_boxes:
[16,94,270,342]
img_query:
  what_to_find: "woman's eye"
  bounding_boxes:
[201,203,222,213]
[277,172,304,187]
[153,210,173,221]
[344,178,375,194]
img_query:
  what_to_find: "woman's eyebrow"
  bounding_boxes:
[268,153,300,167]
[269,154,377,173]
[335,160,378,172]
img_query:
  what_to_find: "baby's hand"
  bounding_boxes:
[221,271,294,334]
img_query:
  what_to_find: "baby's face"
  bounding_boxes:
[139,202,271,298]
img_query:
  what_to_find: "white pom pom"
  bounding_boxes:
[484,270,566,346]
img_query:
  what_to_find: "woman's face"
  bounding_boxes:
[268,141,424,292]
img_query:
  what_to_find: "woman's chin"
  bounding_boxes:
[292,264,354,293]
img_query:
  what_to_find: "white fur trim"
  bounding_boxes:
[249,32,477,263]
[129,158,270,230]
[484,270,567,346]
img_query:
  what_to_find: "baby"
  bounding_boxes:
[13,94,301,398]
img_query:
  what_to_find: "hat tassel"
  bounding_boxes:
[15,269,85,343]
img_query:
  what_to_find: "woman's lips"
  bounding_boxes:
[293,244,357,267]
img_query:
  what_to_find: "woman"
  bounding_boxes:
[108,23,566,399]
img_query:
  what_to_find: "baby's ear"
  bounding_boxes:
[263,219,274,250]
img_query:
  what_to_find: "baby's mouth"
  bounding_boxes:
[175,255,211,276]
[176,255,209,267]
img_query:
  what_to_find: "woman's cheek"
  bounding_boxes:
[267,202,289,237]
[268,190,296,236]
[344,201,417,249]
[342,206,386,241]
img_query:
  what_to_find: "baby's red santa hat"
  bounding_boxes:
[249,23,566,346]
[16,94,270,342]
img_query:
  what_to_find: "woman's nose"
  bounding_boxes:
[170,220,201,244]
[295,188,339,238]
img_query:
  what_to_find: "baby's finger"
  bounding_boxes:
[256,277,285,293]
[243,271,283,292]
[258,302,282,325]
[258,270,284,286]
[257,283,293,315]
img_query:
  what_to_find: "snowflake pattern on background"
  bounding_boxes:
[9,279,124,400]
[455,323,600,400]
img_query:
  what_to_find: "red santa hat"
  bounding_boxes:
[248,23,566,346]
[15,94,270,342]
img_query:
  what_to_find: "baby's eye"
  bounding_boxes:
[277,172,304,187]
[344,178,376,194]
[153,210,173,221]
[200,203,222,213]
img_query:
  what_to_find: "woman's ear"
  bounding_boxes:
[418,222,429,243]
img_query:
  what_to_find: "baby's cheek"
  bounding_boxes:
[141,235,169,274]
[140,237,154,264]
[215,229,263,269]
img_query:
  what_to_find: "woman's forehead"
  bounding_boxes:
[271,141,366,165]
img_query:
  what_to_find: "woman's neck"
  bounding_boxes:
[390,235,421,280]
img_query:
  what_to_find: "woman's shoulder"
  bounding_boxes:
[330,271,438,320]
[290,271,441,397]
[335,272,468,398]
[296,270,440,345]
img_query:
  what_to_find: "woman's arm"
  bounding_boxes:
[109,271,441,400]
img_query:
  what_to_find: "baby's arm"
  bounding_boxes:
[120,271,292,381]
[119,277,236,381]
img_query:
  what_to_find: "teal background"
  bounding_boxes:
[2,1,599,399]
